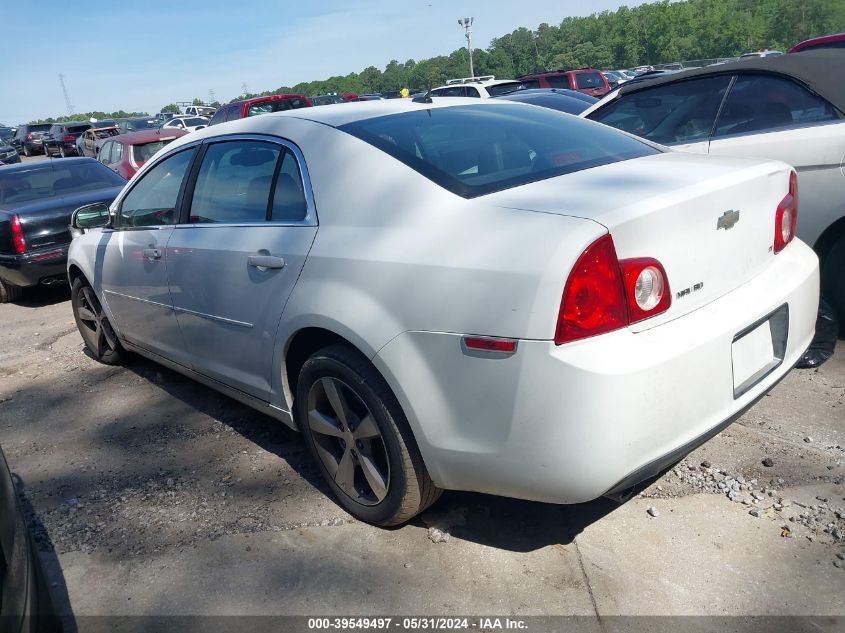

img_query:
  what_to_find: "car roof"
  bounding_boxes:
[259,96,519,128]
[112,129,188,144]
[230,94,308,107]
[790,32,845,52]
[614,49,845,111]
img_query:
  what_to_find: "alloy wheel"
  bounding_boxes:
[306,376,390,505]
[76,286,119,357]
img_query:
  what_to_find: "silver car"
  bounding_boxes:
[67,99,818,525]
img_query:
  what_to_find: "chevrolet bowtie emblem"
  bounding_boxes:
[717,209,740,230]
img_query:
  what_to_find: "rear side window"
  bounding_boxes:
[588,76,732,145]
[575,72,605,89]
[189,141,281,223]
[271,151,307,221]
[119,149,195,227]
[546,75,570,89]
[340,104,658,198]
[713,74,840,137]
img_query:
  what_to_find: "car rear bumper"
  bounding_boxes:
[373,240,819,504]
[0,245,69,287]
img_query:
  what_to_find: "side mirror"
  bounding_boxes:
[71,202,112,232]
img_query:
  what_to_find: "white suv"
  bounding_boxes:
[429,75,526,98]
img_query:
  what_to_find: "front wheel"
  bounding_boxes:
[296,344,441,526]
[71,277,126,365]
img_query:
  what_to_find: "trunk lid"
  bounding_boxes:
[486,152,791,329]
[0,187,122,251]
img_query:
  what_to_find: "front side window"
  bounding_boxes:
[588,75,732,145]
[98,142,112,164]
[189,141,280,223]
[340,104,658,198]
[119,149,195,228]
[713,74,840,137]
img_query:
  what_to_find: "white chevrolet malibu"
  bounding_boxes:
[66,98,819,525]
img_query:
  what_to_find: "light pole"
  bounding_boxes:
[458,17,474,78]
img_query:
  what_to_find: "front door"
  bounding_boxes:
[166,138,317,400]
[100,147,196,363]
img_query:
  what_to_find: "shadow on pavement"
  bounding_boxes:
[16,284,70,308]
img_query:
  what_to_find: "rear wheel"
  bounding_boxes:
[822,234,845,336]
[296,344,441,526]
[71,277,126,365]
[0,279,22,303]
[23,145,31,157]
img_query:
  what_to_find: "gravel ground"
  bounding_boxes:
[1,283,843,618]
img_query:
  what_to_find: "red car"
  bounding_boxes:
[790,33,845,53]
[517,69,611,98]
[97,128,188,179]
[207,94,312,126]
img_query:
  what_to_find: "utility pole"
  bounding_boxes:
[241,82,249,97]
[458,17,474,78]
[208,89,216,104]
[58,74,75,116]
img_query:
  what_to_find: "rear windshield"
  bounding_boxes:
[485,82,530,96]
[67,125,89,134]
[339,104,658,198]
[29,124,52,132]
[184,118,207,126]
[247,98,309,117]
[131,140,176,165]
[0,162,124,205]
[576,72,605,89]
[123,119,159,131]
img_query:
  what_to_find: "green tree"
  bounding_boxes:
[160,103,181,114]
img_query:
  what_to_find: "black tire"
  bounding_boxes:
[0,278,23,303]
[23,145,31,157]
[71,277,126,365]
[296,344,441,526]
[821,234,845,337]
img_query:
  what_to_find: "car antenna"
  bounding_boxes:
[413,84,433,104]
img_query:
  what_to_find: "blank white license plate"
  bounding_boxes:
[732,321,775,392]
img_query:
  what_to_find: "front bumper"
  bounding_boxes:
[373,240,819,504]
[0,245,69,288]
[0,151,20,164]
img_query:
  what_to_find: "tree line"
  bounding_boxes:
[30,110,149,125]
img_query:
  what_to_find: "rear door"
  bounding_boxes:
[707,73,845,247]
[99,147,197,363]
[165,136,318,400]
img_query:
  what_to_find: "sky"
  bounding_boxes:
[1,0,642,125]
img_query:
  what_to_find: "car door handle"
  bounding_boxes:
[143,248,162,260]
[248,255,286,269]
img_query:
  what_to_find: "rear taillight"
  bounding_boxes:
[555,235,627,344]
[11,215,26,254]
[555,235,671,344]
[63,134,75,142]
[25,132,32,140]
[774,171,798,254]
[619,258,671,324]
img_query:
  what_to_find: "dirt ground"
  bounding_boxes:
[0,277,843,625]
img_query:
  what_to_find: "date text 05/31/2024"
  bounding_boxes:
[307,617,528,630]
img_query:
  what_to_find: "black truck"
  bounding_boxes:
[0,158,125,302]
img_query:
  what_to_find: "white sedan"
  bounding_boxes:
[66,98,818,525]
[161,116,209,133]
